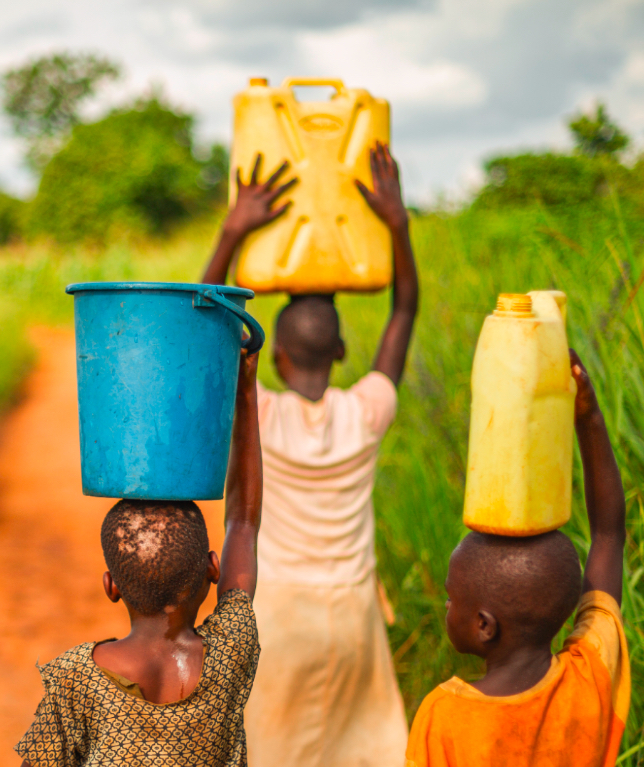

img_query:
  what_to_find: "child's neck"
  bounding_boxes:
[93,605,205,704]
[472,643,552,697]
[284,368,331,402]
[127,610,198,643]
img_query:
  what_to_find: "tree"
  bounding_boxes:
[568,103,629,158]
[26,97,215,243]
[0,192,26,245]
[2,52,120,170]
[199,142,230,203]
[474,153,609,209]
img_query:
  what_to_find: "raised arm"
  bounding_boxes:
[571,349,626,605]
[202,154,296,285]
[356,143,419,386]
[217,350,263,599]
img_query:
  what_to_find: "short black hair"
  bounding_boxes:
[275,294,342,371]
[101,500,209,615]
[453,531,582,645]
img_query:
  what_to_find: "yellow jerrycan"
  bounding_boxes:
[463,291,577,536]
[230,77,392,294]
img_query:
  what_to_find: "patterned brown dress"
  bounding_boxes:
[16,589,260,766]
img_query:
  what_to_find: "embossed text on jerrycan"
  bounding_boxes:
[463,291,577,536]
[230,77,391,294]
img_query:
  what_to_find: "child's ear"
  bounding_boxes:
[207,551,221,585]
[477,610,498,643]
[272,342,288,379]
[336,339,346,362]
[103,571,122,603]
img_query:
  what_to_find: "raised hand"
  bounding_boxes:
[570,349,599,423]
[237,347,259,399]
[570,347,625,604]
[364,143,419,387]
[355,142,408,231]
[226,154,298,239]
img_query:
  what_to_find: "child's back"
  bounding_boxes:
[257,364,395,585]
[405,352,631,767]
[202,144,418,767]
[18,585,258,765]
[248,368,404,767]
[407,538,630,766]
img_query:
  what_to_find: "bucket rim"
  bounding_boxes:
[65,282,255,298]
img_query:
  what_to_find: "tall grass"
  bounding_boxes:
[0,198,642,761]
[0,300,34,412]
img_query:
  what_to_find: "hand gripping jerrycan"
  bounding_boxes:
[463,291,577,536]
[66,282,264,501]
[230,77,391,294]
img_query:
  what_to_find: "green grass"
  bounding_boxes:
[1,197,643,762]
[0,300,34,412]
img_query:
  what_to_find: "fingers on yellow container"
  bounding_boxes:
[230,77,392,294]
[463,291,577,536]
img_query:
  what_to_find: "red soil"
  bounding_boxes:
[0,327,224,762]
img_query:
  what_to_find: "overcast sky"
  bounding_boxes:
[0,0,643,203]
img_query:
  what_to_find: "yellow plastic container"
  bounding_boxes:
[230,77,392,294]
[463,291,576,536]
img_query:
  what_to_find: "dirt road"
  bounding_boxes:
[0,328,224,762]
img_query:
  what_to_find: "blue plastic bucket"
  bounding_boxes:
[66,282,265,500]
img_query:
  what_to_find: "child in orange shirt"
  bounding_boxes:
[405,350,630,767]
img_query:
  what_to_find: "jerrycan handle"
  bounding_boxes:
[282,77,348,97]
[194,287,265,355]
[528,290,568,325]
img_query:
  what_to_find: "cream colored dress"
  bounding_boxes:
[245,372,408,767]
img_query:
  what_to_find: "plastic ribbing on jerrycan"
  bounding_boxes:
[463,291,577,536]
[230,77,391,294]
[66,283,264,501]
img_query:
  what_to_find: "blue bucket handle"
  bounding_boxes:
[195,287,265,355]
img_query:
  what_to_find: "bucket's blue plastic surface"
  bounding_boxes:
[66,282,265,500]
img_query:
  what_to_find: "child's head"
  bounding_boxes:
[274,295,345,377]
[445,531,582,655]
[101,500,217,616]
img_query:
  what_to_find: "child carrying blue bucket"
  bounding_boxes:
[16,343,265,766]
[202,143,419,767]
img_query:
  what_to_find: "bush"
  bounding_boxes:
[27,98,222,243]
[0,192,26,244]
[474,153,616,208]
[2,51,120,171]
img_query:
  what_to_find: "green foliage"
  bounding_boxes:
[0,51,230,244]
[0,298,33,412]
[0,193,643,761]
[27,98,221,243]
[199,143,230,204]
[569,103,630,158]
[0,191,26,244]
[2,52,120,170]
[475,152,610,208]
[473,104,637,213]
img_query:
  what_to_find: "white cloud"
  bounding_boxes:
[0,0,642,201]
[300,26,487,107]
